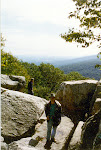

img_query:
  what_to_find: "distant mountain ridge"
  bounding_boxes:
[17,55,99,66]
[17,54,101,80]
[59,56,101,80]
[16,55,73,66]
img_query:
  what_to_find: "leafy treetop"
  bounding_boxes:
[61,0,101,49]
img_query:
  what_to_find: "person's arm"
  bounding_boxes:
[45,104,50,121]
[47,116,49,121]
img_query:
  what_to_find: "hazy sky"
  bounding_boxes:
[1,0,100,58]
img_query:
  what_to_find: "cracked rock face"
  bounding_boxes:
[80,109,101,150]
[1,87,47,143]
[56,80,98,122]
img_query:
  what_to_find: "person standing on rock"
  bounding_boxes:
[28,78,34,95]
[45,93,61,146]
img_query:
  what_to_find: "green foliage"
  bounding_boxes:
[61,0,101,48]
[21,62,42,86]
[73,0,87,6]
[1,50,29,77]
[65,72,87,80]
[34,86,51,100]
[38,63,65,91]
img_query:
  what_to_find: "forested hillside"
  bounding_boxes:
[59,59,101,80]
[1,50,87,99]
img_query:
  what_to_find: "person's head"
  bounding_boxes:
[31,78,34,82]
[50,93,55,103]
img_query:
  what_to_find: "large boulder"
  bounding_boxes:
[80,109,101,150]
[1,74,26,91]
[1,87,47,143]
[56,80,98,122]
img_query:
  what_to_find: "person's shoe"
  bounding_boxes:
[46,140,50,144]
[51,138,56,142]
[44,140,51,148]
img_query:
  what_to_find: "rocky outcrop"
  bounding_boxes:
[8,113,84,150]
[1,87,47,143]
[7,111,101,150]
[1,74,26,91]
[56,80,98,122]
[8,113,74,150]
[1,76,101,150]
[80,109,101,150]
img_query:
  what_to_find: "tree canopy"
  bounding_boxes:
[61,0,101,49]
[1,49,87,99]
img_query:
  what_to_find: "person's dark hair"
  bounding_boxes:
[31,78,34,81]
[50,93,55,98]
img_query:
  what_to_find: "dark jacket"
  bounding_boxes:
[28,81,33,94]
[45,100,61,127]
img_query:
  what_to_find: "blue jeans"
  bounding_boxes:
[47,120,57,141]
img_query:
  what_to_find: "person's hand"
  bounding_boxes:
[47,116,49,121]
